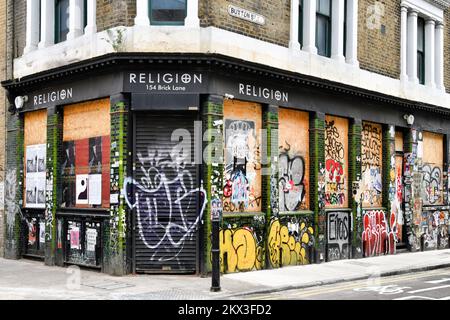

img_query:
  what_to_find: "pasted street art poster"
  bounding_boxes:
[86,228,98,252]
[278,108,309,211]
[76,174,89,204]
[421,132,444,206]
[327,211,350,261]
[69,225,81,250]
[361,122,382,207]
[223,100,262,213]
[25,144,46,208]
[62,136,108,208]
[325,116,348,208]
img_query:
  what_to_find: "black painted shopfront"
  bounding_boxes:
[3,53,450,275]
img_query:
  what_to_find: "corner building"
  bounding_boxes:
[2,0,450,275]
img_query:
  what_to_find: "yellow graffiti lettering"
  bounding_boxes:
[219,227,263,273]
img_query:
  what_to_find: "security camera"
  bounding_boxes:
[14,95,28,110]
[224,93,234,100]
[403,114,414,126]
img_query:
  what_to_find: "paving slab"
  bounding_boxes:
[0,249,449,299]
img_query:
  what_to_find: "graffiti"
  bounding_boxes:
[361,123,382,207]
[412,172,423,227]
[325,120,345,161]
[5,169,25,235]
[267,217,314,267]
[421,211,449,250]
[278,145,306,211]
[361,123,382,173]
[325,120,346,207]
[122,148,206,263]
[223,119,260,212]
[230,171,249,207]
[270,162,279,215]
[362,210,396,256]
[422,165,442,205]
[219,227,263,273]
[318,163,326,210]
[389,155,403,247]
[327,211,350,261]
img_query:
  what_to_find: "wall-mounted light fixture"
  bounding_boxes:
[403,114,414,126]
[14,95,28,110]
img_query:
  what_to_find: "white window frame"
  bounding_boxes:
[289,0,358,66]
[401,0,448,90]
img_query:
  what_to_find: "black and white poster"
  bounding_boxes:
[25,144,46,209]
[76,174,89,205]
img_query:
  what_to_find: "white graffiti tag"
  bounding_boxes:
[122,150,206,263]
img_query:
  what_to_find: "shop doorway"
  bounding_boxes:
[131,112,201,273]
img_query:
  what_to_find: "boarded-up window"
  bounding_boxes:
[278,108,309,211]
[422,131,444,205]
[24,110,47,208]
[325,115,348,208]
[395,131,403,152]
[361,122,383,207]
[61,99,111,209]
[223,100,262,213]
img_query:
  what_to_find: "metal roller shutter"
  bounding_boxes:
[133,112,200,273]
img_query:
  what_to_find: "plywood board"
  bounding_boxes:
[223,99,262,213]
[361,121,383,207]
[325,115,349,208]
[422,131,444,205]
[278,108,310,210]
[24,109,47,146]
[395,131,403,152]
[63,99,110,141]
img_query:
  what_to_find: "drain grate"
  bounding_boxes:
[119,289,210,300]
[82,280,135,290]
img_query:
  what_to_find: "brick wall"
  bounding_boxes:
[199,0,291,47]
[13,0,26,59]
[96,0,136,32]
[0,0,6,256]
[358,0,401,79]
[444,9,450,93]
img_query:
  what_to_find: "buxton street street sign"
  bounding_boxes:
[228,5,266,25]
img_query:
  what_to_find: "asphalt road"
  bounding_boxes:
[233,268,450,300]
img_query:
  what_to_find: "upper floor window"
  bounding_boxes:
[55,0,87,44]
[315,0,332,57]
[401,1,447,90]
[290,0,358,66]
[149,0,187,25]
[417,17,425,85]
[55,0,70,43]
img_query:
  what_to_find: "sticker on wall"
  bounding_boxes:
[86,228,98,252]
[70,226,80,250]
[88,174,102,205]
[110,193,119,204]
[76,174,89,204]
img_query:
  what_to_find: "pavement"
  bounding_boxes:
[0,249,449,300]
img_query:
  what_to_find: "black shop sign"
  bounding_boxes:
[124,72,208,93]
